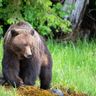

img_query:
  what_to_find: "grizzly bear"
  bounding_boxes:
[2,21,52,89]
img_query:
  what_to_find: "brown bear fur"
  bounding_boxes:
[2,21,52,89]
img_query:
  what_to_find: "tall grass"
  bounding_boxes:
[47,40,96,96]
[0,40,96,96]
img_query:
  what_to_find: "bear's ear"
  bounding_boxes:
[31,30,34,36]
[11,30,19,37]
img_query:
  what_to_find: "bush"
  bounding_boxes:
[0,0,72,38]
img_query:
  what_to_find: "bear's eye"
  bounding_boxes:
[15,47,21,52]
[23,44,27,46]
[31,30,34,35]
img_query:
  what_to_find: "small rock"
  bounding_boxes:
[51,88,64,96]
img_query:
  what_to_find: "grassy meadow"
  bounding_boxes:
[0,40,96,96]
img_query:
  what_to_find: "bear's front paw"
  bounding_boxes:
[19,81,24,86]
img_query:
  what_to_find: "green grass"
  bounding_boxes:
[0,40,96,96]
[47,40,96,96]
[0,86,16,96]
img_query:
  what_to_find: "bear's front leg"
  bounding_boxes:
[3,67,24,87]
[2,52,24,87]
[20,59,40,86]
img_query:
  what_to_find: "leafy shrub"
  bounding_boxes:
[0,0,72,37]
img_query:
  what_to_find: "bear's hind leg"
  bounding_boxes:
[39,65,52,89]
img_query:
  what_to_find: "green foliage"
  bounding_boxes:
[0,0,72,37]
[0,0,2,7]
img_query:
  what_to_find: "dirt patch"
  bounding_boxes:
[17,86,87,96]
[17,86,56,96]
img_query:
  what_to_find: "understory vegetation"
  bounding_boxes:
[0,0,72,37]
[0,40,96,96]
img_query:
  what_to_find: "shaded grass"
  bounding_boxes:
[0,39,96,95]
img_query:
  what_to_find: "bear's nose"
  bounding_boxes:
[27,55,32,58]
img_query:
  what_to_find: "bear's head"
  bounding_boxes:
[9,29,35,59]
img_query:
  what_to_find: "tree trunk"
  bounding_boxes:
[62,0,96,41]
[62,0,76,20]
[69,0,89,30]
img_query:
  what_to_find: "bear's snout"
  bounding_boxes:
[24,46,32,58]
[26,54,32,58]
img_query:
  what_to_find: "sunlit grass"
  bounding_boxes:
[0,39,96,96]
[47,40,96,96]
[0,86,17,96]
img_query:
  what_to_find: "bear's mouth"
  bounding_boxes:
[17,53,32,60]
[24,54,32,59]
